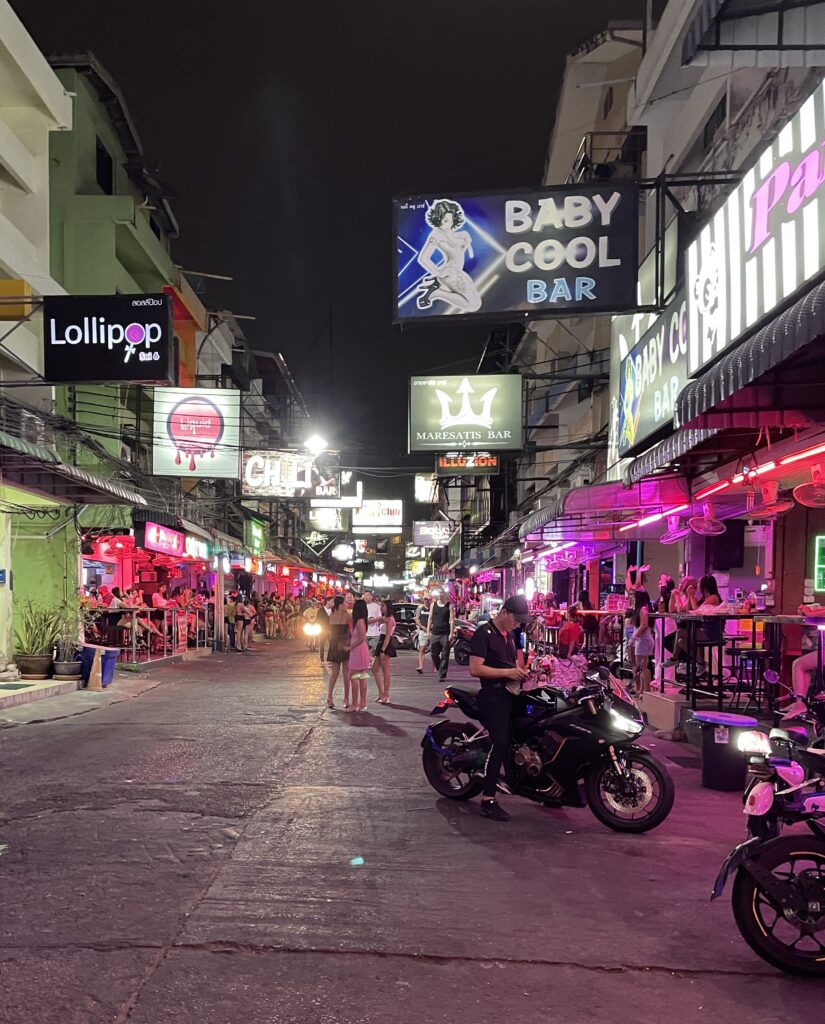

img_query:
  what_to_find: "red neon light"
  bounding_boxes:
[780,442,825,466]
[754,461,776,476]
[144,521,185,557]
[618,502,689,534]
[695,480,730,500]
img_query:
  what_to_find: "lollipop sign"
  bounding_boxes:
[152,387,240,478]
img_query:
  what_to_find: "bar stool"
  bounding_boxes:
[729,648,772,713]
[694,637,726,709]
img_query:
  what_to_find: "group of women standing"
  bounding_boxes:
[325,594,396,712]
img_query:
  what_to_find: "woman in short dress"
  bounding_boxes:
[373,599,397,704]
[345,599,371,712]
[325,596,352,709]
[631,589,655,693]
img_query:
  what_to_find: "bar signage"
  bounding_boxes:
[394,184,638,322]
[142,521,184,557]
[44,293,174,384]
[612,290,689,457]
[687,80,825,375]
[409,374,522,452]
[435,452,500,475]
[412,520,455,547]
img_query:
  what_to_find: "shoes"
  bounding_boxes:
[416,668,423,674]
[480,799,510,822]
[782,698,808,719]
[326,700,334,709]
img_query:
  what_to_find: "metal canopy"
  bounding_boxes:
[683,0,825,66]
[0,432,146,507]
[519,477,690,543]
[676,280,825,428]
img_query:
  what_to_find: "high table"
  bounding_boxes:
[648,612,804,710]
[577,608,627,660]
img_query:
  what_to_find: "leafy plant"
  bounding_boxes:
[55,595,98,661]
[14,601,63,657]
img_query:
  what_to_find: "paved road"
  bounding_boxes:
[1,643,822,1022]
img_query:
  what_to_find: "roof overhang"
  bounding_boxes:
[683,0,825,68]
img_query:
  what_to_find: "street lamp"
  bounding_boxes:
[470,565,479,575]
[305,434,328,456]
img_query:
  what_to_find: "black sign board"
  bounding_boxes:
[43,293,174,384]
[436,452,500,476]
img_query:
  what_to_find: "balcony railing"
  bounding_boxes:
[567,128,646,185]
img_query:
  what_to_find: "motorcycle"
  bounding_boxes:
[711,722,825,975]
[421,665,674,833]
[451,619,476,666]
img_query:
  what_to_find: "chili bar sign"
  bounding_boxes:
[394,184,638,322]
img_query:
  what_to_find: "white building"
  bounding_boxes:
[0,1,71,388]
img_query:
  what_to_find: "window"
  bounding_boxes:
[602,85,614,121]
[96,138,114,195]
[702,96,727,153]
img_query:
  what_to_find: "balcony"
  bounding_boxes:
[567,127,646,185]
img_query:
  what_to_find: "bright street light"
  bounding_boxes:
[305,434,328,456]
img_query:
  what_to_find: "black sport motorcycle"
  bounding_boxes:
[711,719,825,976]
[421,667,674,833]
[452,619,476,666]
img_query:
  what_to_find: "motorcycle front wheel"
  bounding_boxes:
[731,835,825,976]
[422,724,485,800]
[585,749,674,833]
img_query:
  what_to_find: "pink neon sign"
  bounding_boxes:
[143,521,185,557]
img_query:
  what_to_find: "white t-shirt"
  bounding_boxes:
[366,602,382,638]
[152,592,168,608]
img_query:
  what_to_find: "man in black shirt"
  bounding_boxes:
[427,593,455,681]
[469,595,530,821]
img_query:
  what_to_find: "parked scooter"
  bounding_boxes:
[451,619,476,666]
[711,723,825,975]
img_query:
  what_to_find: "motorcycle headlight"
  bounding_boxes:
[737,730,772,756]
[609,708,644,735]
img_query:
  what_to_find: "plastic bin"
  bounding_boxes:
[692,710,759,791]
[80,645,118,688]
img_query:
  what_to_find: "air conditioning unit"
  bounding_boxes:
[570,472,592,490]
[20,410,46,447]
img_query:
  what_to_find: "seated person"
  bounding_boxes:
[785,604,825,717]
[557,610,584,658]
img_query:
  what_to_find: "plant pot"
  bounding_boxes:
[53,660,81,679]
[16,654,54,680]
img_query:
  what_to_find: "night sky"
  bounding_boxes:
[14,1,640,492]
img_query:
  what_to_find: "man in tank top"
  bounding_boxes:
[427,592,455,681]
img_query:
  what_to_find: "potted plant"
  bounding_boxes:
[53,597,92,679]
[14,601,62,679]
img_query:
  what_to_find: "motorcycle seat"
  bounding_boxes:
[770,725,809,746]
[449,687,479,703]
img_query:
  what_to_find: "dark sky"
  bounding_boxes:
[14,1,640,483]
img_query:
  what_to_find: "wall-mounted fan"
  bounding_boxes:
[689,503,726,536]
[793,464,825,509]
[659,515,690,545]
[747,480,794,519]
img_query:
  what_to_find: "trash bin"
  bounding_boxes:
[691,710,759,791]
[80,645,118,688]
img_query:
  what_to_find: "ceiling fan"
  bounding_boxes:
[793,464,825,509]
[689,502,726,537]
[659,514,690,545]
[747,480,794,519]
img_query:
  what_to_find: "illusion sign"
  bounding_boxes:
[409,374,522,452]
[394,184,638,322]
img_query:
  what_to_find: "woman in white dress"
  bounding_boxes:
[416,199,482,313]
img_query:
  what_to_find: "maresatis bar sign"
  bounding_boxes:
[43,293,174,384]
[394,184,638,322]
[436,452,500,476]
[409,374,523,452]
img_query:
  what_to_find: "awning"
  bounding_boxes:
[676,280,825,428]
[0,431,147,506]
[681,0,726,65]
[625,428,720,486]
[519,477,690,543]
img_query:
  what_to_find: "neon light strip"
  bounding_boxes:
[780,442,825,466]
[695,480,731,500]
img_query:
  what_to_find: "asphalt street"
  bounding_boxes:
[1,641,822,1023]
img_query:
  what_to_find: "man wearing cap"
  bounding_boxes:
[469,595,530,821]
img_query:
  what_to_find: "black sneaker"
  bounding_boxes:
[480,799,510,822]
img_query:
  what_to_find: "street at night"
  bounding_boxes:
[1,644,822,1022]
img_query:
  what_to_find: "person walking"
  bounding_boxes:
[345,599,371,712]
[234,592,248,652]
[415,595,432,674]
[373,599,397,703]
[428,592,454,681]
[364,590,382,656]
[325,596,352,708]
[317,597,332,663]
[469,595,530,822]
[225,592,237,651]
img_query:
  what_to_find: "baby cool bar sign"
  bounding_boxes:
[394,183,638,322]
[43,293,174,384]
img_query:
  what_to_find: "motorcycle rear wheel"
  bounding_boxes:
[731,835,825,976]
[422,724,485,800]
[585,749,674,833]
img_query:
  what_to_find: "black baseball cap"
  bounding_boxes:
[502,595,530,622]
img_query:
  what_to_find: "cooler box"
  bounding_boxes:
[80,645,118,687]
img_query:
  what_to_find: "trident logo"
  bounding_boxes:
[436,377,497,430]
